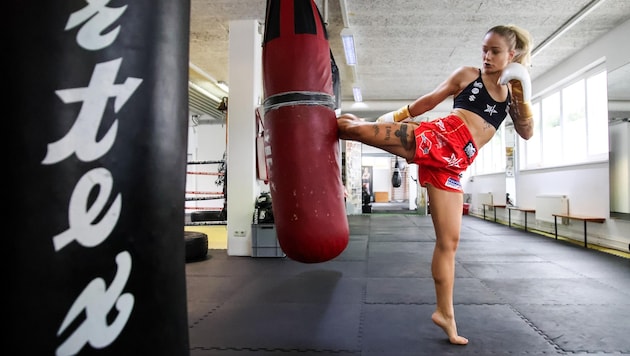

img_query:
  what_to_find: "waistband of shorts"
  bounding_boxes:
[442,114,477,150]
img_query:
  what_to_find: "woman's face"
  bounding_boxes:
[481,32,514,74]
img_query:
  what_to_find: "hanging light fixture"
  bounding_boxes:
[340,28,357,66]
[352,85,363,102]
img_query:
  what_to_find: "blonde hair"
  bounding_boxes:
[487,25,533,67]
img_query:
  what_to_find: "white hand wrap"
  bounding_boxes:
[376,105,411,123]
[376,111,395,123]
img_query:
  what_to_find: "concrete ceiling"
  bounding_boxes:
[189,0,630,119]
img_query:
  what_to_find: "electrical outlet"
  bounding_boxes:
[234,230,246,237]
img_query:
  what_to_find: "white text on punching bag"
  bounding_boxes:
[41,1,141,355]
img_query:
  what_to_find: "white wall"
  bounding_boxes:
[225,20,263,256]
[462,19,630,253]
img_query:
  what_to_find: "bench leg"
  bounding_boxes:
[524,213,528,232]
[508,209,512,228]
[583,220,587,248]
[554,216,558,240]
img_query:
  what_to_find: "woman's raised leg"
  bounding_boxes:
[337,114,417,161]
[426,184,468,345]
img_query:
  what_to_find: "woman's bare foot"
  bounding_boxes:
[432,311,469,345]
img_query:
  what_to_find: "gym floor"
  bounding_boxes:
[185,214,630,355]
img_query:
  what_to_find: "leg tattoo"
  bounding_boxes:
[395,124,414,150]
[384,126,392,141]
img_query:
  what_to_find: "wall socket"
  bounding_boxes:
[234,230,246,237]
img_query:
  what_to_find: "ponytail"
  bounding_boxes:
[487,25,533,67]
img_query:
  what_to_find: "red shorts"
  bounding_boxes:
[409,115,478,193]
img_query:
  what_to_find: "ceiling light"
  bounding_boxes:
[188,81,221,102]
[531,0,605,58]
[352,86,363,102]
[341,28,357,66]
[217,80,229,93]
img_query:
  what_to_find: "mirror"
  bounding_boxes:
[607,62,630,220]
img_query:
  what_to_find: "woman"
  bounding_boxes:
[337,25,534,345]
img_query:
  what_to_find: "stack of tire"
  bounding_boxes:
[185,209,225,262]
[190,209,226,223]
[184,231,208,262]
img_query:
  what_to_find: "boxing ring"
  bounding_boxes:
[185,157,228,225]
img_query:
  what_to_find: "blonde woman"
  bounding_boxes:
[338,25,534,344]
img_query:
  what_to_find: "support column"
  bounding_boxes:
[506,125,517,206]
[227,20,263,256]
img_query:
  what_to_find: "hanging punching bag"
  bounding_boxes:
[392,158,402,188]
[8,1,190,354]
[262,0,349,263]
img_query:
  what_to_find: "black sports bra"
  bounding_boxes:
[452,69,510,129]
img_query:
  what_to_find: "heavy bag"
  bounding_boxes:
[262,0,349,263]
[7,1,190,354]
[392,158,402,188]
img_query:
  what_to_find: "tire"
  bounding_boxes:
[184,231,208,262]
[190,210,225,222]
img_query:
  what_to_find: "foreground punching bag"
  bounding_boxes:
[8,1,190,354]
[262,0,349,263]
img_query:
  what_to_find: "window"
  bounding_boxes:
[519,102,542,169]
[469,123,505,175]
[542,92,562,165]
[586,71,608,157]
[562,80,587,163]
[519,67,608,170]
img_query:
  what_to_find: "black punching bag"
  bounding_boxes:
[8,1,191,355]
[392,158,402,188]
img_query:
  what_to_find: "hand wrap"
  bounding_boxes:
[376,105,411,122]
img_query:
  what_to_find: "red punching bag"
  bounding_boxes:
[262,0,349,263]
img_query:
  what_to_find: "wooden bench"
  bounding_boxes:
[482,204,506,222]
[552,213,605,247]
[507,207,536,231]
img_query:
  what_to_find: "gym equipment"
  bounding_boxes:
[254,192,275,224]
[185,231,209,262]
[499,62,533,122]
[392,158,402,188]
[185,155,227,224]
[499,62,532,101]
[261,0,349,263]
[9,2,190,354]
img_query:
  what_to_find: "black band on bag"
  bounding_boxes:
[263,91,336,113]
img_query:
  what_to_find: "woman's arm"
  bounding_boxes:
[377,66,474,122]
[408,66,472,117]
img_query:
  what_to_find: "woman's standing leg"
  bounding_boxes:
[426,184,469,345]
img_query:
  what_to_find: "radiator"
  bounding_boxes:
[535,195,569,223]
